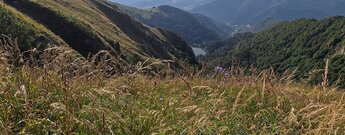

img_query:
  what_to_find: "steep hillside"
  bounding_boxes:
[0,3,65,51]
[2,0,197,65]
[192,0,345,25]
[192,13,232,37]
[113,3,228,43]
[203,17,345,87]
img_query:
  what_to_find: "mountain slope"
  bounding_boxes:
[192,0,345,25]
[113,3,228,43]
[204,17,345,87]
[0,3,65,51]
[2,0,197,65]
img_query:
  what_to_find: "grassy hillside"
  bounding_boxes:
[1,38,345,134]
[2,0,197,65]
[0,3,64,51]
[202,17,345,88]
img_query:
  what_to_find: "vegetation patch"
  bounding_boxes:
[1,37,345,134]
[201,17,345,88]
[0,3,62,51]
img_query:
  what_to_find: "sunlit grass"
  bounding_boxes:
[1,37,345,134]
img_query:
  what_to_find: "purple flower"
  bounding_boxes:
[215,66,224,72]
[214,66,230,78]
[224,71,230,77]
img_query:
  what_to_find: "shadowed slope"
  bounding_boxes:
[0,3,65,51]
[114,3,228,43]
[3,0,197,64]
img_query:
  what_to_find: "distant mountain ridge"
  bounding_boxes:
[110,0,214,9]
[112,2,230,43]
[192,0,345,24]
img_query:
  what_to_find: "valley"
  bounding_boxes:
[192,47,206,56]
[111,2,230,44]
[1,0,345,134]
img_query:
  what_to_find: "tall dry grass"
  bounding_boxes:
[0,36,345,134]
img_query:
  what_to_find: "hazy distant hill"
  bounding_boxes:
[114,3,230,43]
[1,0,198,65]
[192,0,345,24]
[111,0,214,9]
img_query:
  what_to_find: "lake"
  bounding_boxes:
[192,47,206,56]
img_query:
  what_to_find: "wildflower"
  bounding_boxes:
[224,71,230,77]
[214,66,224,72]
[214,66,231,78]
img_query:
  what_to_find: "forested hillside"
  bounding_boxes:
[202,17,345,87]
